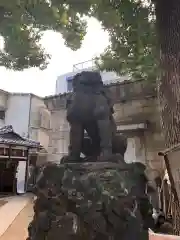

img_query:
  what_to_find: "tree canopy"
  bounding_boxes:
[0,0,157,79]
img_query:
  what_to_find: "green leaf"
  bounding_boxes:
[0,0,157,76]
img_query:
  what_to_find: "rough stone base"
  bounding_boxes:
[27,162,151,240]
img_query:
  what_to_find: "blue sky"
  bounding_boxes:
[0,18,109,97]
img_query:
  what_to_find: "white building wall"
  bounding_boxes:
[124,138,136,164]
[5,94,31,137]
[0,90,9,128]
[0,120,4,128]
[0,90,8,107]
[48,110,69,163]
[29,96,51,151]
[4,93,50,150]
[124,137,146,165]
[56,72,74,94]
[5,94,31,194]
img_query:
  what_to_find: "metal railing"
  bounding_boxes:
[73,59,97,72]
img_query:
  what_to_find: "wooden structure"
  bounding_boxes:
[158,144,180,204]
[158,145,180,235]
[0,125,41,194]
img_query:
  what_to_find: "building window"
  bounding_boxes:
[0,110,5,120]
[66,76,73,92]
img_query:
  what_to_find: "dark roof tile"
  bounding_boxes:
[0,125,41,148]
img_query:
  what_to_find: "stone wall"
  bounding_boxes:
[113,95,165,178]
[44,79,165,180]
[47,109,69,163]
[29,95,51,151]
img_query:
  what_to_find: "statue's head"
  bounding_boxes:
[72,71,103,91]
[72,73,81,91]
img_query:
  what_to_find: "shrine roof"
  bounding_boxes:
[0,125,42,148]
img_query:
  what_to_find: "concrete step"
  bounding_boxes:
[149,232,180,239]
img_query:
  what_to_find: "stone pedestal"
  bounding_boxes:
[27,162,151,240]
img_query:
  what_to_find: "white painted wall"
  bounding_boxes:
[124,138,136,164]
[55,67,129,94]
[56,72,75,94]
[124,137,146,164]
[16,161,26,194]
[0,120,4,128]
[5,94,31,137]
[5,94,51,192]
[38,130,49,151]
[29,96,50,150]
[48,110,69,163]
[5,94,31,194]
[0,90,8,128]
[0,90,8,108]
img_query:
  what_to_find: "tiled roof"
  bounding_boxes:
[0,125,42,148]
[0,125,15,134]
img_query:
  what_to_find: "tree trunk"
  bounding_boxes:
[155,0,180,148]
[155,0,180,235]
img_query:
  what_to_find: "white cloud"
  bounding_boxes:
[0,18,109,97]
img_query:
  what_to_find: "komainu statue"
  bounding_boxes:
[27,71,153,240]
[66,71,115,162]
